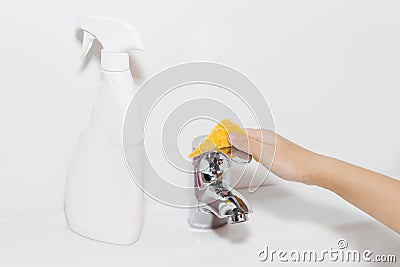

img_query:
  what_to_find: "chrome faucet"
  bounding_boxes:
[188,136,252,229]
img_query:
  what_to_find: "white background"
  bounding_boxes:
[1,0,400,217]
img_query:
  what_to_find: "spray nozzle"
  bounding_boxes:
[77,16,145,59]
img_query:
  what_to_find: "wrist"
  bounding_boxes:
[307,153,330,187]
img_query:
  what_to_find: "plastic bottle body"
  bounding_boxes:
[65,69,144,245]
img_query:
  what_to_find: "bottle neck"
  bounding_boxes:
[100,50,129,71]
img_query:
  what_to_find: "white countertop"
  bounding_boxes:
[1,182,399,267]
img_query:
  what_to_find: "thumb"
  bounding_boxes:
[229,132,262,160]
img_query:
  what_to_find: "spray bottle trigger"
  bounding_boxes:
[80,31,96,59]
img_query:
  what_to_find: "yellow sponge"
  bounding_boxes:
[188,119,244,158]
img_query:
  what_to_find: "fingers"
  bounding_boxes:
[228,132,251,154]
[244,128,276,145]
[228,132,263,161]
[258,142,275,169]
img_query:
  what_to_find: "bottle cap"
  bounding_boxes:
[100,51,129,71]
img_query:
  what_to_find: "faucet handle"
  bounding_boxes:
[191,135,252,164]
[192,135,253,188]
[196,151,230,185]
[229,147,252,164]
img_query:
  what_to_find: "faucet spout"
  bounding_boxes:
[199,180,250,223]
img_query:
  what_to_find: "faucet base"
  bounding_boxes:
[188,208,228,229]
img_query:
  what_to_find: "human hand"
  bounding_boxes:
[230,129,400,234]
[228,129,321,185]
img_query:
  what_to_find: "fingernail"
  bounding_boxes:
[228,133,238,143]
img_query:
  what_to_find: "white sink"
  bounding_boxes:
[0,182,399,267]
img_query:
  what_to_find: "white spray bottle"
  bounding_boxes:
[65,16,145,245]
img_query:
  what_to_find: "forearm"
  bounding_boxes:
[311,155,400,233]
